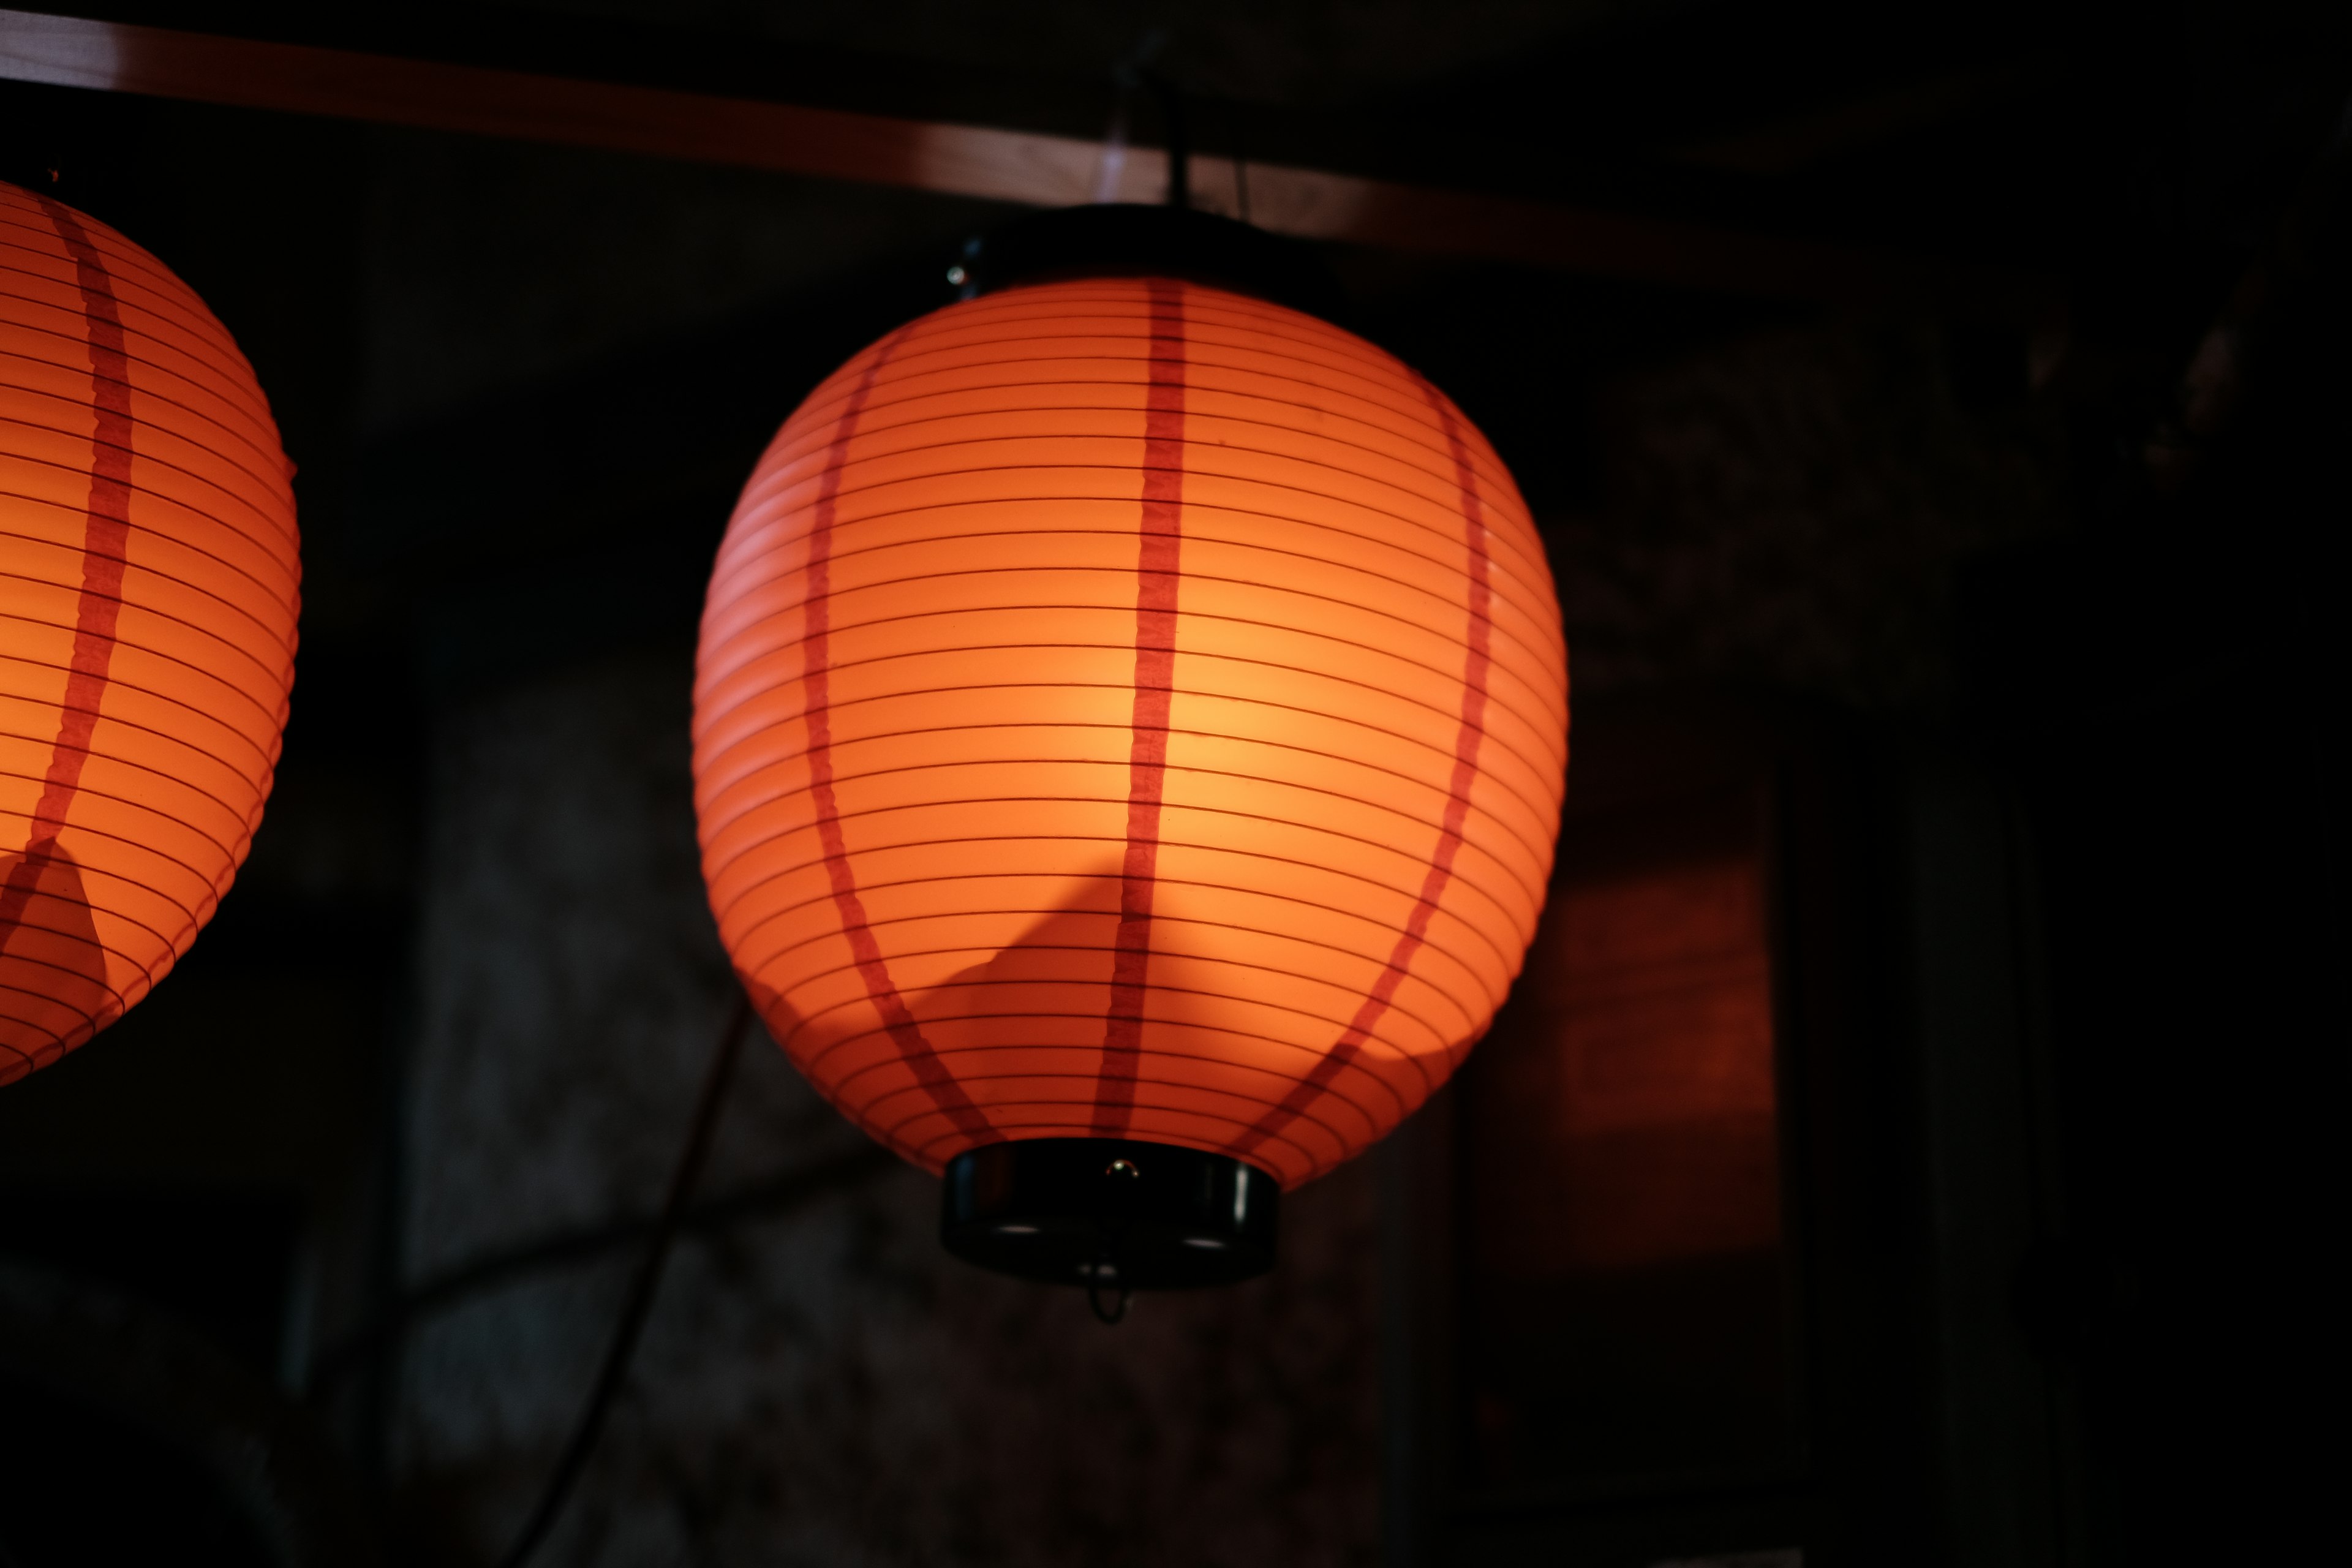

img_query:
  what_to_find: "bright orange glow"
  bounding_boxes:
[695,277,1567,1188]
[0,184,300,1085]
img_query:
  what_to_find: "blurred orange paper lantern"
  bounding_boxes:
[695,209,1565,1291]
[0,183,300,1086]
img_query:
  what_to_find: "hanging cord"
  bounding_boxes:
[1138,67,1190,209]
[497,992,755,1568]
[1103,31,1188,210]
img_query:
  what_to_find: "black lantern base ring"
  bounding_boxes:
[940,1139,1281,1305]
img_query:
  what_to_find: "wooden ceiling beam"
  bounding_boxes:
[0,6,2055,321]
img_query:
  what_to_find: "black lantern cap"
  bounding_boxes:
[954,203,1349,323]
[941,1138,1280,1291]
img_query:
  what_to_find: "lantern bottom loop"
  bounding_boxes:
[940,1139,1281,1298]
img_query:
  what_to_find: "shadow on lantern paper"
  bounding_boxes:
[0,845,120,1083]
[777,860,1468,1179]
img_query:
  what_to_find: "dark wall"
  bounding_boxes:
[0,2,2341,1563]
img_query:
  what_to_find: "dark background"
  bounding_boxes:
[0,2,2342,1564]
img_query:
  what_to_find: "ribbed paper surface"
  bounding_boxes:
[695,278,1564,1187]
[0,183,300,1084]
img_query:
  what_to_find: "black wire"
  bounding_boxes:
[1140,68,1190,209]
[304,1139,891,1399]
[1110,31,1187,211]
[497,991,755,1568]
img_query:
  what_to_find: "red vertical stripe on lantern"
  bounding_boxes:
[1229,378,1494,1164]
[1090,279,1188,1137]
[0,200,135,948]
[800,330,996,1145]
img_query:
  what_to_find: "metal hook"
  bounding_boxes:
[1088,1267,1131,1325]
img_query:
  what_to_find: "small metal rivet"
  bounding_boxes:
[1106,1159,1140,1180]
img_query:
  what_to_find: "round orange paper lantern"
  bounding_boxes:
[695,220,1564,1284]
[0,183,300,1086]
